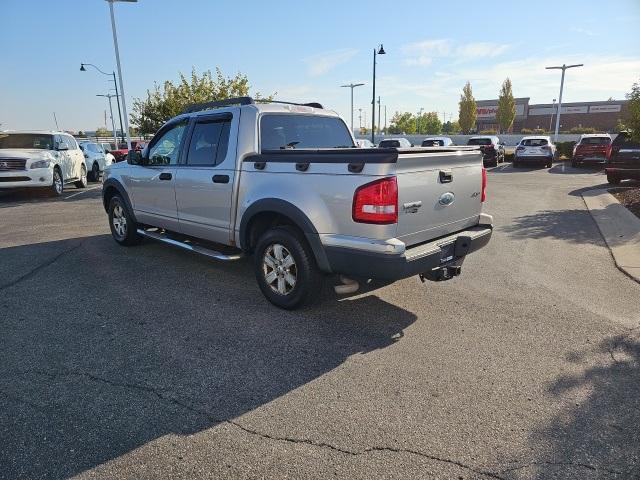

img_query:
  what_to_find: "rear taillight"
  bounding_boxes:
[481,168,487,203]
[352,177,398,224]
[542,145,551,151]
[605,144,612,159]
[516,146,525,151]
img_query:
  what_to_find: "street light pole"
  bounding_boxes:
[107,0,137,150]
[97,94,118,145]
[358,108,363,130]
[377,96,381,135]
[371,44,386,144]
[340,83,365,134]
[80,63,125,145]
[549,98,556,133]
[545,63,583,141]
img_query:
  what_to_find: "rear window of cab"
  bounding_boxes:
[260,114,354,151]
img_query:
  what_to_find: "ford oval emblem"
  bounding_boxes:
[438,192,455,206]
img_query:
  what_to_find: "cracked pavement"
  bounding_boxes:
[1,167,639,479]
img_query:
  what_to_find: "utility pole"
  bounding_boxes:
[384,105,387,133]
[545,63,583,141]
[340,83,365,134]
[549,99,557,133]
[416,107,424,134]
[358,108,363,129]
[377,96,381,135]
[97,94,118,145]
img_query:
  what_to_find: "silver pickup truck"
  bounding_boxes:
[102,97,492,309]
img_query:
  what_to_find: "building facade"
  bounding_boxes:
[475,98,629,133]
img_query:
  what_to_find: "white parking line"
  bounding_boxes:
[64,186,100,200]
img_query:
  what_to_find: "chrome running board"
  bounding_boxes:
[136,229,243,261]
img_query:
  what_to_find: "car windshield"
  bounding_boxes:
[467,138,492,146]
[81,143,103,153]
[422,139,445,146]
[522,139,548,146]
[260,114,354,150]
[0,133,54,150]
[580,137,611,145]
[379,140,401,148]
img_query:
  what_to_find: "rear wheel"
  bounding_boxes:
[607,174,621,185]
[74,165,87,188]
[254,226,325,309]
[108,195,142,246]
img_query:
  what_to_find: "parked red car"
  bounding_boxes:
[571,134,612,168]
[111,140,147,162]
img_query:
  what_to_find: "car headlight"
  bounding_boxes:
[30,159,51,169]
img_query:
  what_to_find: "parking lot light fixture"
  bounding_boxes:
[371,44,386,144]
[341,83,365,134]
[106,0,137,151]
[80,63,125,145]
[545,64,583,141]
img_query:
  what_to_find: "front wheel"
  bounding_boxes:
[108,195,141,246]
[74,165,87,188]
[254,226,325,309]
[607,174,621,185]
[50,167,63,196]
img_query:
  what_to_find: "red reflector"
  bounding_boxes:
[481,168,487,203]
[352,177,398,224]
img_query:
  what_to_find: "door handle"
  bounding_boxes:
[212,174,230,184]
[159,172,172,180]
[439,170,453,183]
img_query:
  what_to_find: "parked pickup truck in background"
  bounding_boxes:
[102,97,492,309]
[606,131,640,184]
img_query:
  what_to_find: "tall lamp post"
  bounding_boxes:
[106,0,137,150]
[97,94,119,145]
[81,63,124,144]
[548,98,556,133]
[371,44,386,144]
[545,63,583,141]
[340,83,365,134]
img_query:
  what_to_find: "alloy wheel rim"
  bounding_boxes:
[112,204,127,238]
[81,167,87,185]
[263,243,297,295]
[54,172,62,193]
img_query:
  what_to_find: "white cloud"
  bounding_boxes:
[303,48,358,76]
[570,26,596,37]
[401,39,510,66]
[455,42,510,59]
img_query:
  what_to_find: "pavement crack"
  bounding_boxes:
[0,242,83,291]
[13,368,505,479]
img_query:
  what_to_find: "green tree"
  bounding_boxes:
[496,78,516,133]
[442,120,460,134]
[388,111,416,134]
[625,78,640,141]
[95,127,111,137]
[417,112,442,135]
[458,82,477,134]
[131,67,271,135]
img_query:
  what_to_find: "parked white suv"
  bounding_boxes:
[0,131,87,195]
[79,141,113,181]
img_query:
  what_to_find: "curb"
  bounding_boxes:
[582,188,640,283]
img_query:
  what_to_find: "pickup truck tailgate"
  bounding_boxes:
[394,148,483,247]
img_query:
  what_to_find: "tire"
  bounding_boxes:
[253,226,325,309]
[74,165,87,188]
[91,162,100,182]
[108,195,142,246]
[50,167,63,196]
[607,174,621,185]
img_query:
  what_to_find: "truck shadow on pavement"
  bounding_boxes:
[0,234,416,479]
[520,333,640,479]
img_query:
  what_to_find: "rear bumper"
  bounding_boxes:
[573,156,607,164]
[514,155,552,163]
[605,167,640,179]
[323,219,493,281]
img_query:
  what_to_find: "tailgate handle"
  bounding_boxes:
[439,170,453,183]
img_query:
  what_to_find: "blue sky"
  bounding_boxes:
[1,0,639,131]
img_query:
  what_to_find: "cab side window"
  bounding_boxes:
[186,120,231,166]
[147,121,188,166]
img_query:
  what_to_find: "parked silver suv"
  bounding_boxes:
[103,98,492,309]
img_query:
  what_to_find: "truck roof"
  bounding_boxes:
[0,130,68,135]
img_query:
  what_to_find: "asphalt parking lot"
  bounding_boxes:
[1,165,639,479]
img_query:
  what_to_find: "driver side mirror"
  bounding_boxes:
[127,149,144,165]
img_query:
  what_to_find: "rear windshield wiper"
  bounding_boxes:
[280,141,300,149]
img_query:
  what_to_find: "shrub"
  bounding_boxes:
[479,129,497,134]
[520,128,533,134]
[555,141,577,159]
[566,126,597,134]
[533,128,547,134]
